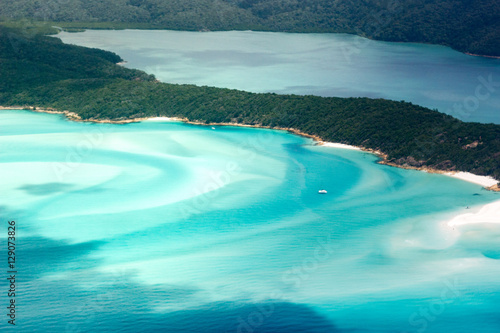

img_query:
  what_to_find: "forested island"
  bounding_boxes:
[1,0,500,57]
[0,26,499,184]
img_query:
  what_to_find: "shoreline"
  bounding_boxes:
[379,160,500,191]
[446,199,500,228]
[2,106,499,191]
[444,172,499,189]
[55,28,500,59]
[317,141,361,150]
[464,52,500,60]
[0,106,82,121]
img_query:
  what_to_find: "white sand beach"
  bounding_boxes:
[318,141,362,150]
[445,171,498,188]
[143,116,181,122]
[447,199,500,227]
[2,107,498,191]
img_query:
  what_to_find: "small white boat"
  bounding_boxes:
[211,127,216,130]
[318,189,327,194]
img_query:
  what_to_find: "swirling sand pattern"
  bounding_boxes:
[1,110,499,332]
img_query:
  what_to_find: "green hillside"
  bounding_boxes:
[1,26,499,183]
[1,0,499,56]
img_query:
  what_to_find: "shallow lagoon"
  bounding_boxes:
[1,110,500,332]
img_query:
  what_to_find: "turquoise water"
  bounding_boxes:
[1,110,499,332]
[58,30,500,124]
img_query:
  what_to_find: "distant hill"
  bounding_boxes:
[0,0,499,56]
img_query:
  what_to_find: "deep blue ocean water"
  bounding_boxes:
[1,110,499,332]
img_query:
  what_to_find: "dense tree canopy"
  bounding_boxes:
[0,0,499,56]
[1,26,499,182]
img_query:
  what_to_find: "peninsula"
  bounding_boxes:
[1,26,499,187]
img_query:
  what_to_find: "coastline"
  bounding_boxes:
[0,106,186,124]
[317,141,361,150]
[444,172,499,188]
[0,106,82,121]
[446,199,500,228]
[465,52,500,60]
[379,160,500,191]
[53,28,500,60]
[2,105,499,191]
[143,116,181,122]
